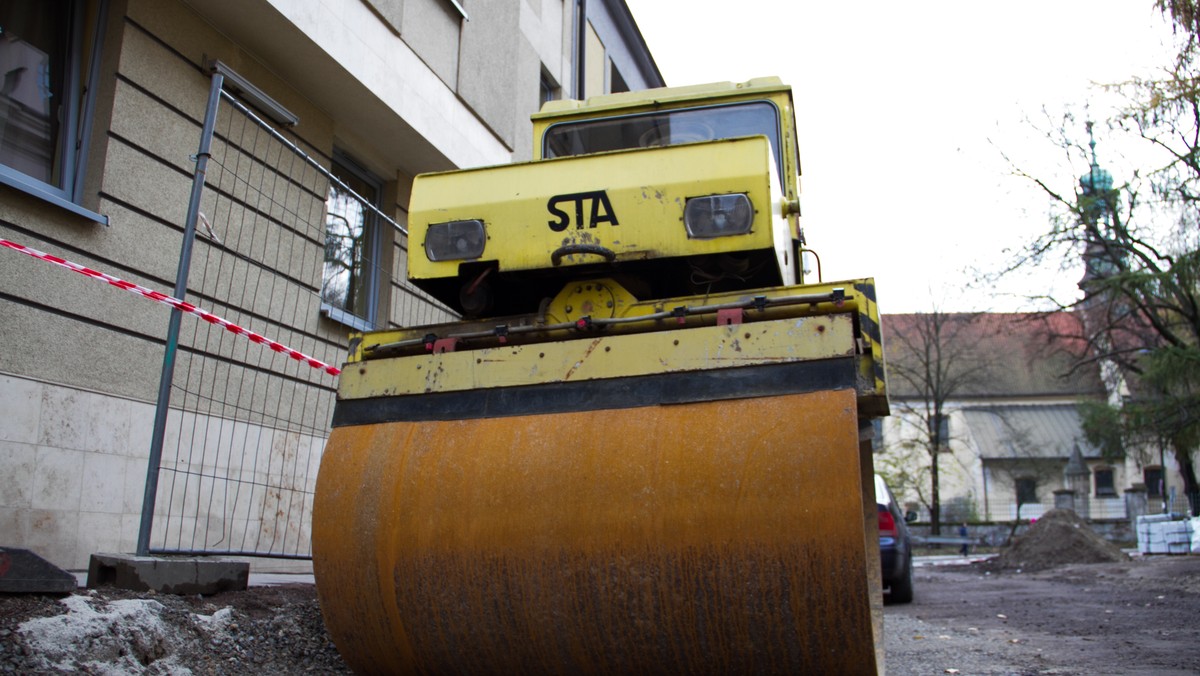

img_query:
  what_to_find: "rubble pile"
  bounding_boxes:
[0,585,350,674]
[990,508,1127,571]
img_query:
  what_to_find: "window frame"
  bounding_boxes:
[320,150,384,332]
[927,411,950,451]
[1015,477,1038,506]
[539,70,559,108]
[1093,466,1116,498]
[0,0,108,224]
[1144,466,1164,498]
[542,101,787,184]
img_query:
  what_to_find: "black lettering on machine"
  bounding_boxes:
[547,191,620,232]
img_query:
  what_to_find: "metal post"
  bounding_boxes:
[575,0,587,99]
[136,73,225,555]
[72,0,111,203]
[1160,438,1168,514]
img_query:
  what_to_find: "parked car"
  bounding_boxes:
[875,474,914,604]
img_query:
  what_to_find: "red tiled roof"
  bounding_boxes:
[881,312,1105,399]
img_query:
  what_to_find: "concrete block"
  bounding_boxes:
[0,547,77,593]
[87,552,249,594]
[1137,515,1194,555]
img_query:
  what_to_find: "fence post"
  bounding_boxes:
[1053,488,1076,513]
[1124,485,1148,535]
[136,72,225,556]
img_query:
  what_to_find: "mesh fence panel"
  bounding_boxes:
[144,84,455,558]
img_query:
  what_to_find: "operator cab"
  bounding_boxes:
[407,78,804,318]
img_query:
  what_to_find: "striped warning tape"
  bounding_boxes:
[0,238,341,377]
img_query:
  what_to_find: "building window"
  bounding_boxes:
[1015,477,1038,506]
[321,153,381,331]
[539,71,558,107]
[1094,467,1116,497]
[1144,466,1164,498]
[928,412,950,450]
[0,0,106,221]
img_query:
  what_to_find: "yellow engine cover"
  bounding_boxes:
[407,136,791,281]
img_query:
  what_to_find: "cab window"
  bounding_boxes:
[543,102,783,181]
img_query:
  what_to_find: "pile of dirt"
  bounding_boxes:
[986,508,1128,572]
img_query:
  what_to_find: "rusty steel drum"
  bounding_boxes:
[313,387,880,674]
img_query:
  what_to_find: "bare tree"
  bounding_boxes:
[987,1,1200,515]
[883,311,994,534]
[998,131,1200,514]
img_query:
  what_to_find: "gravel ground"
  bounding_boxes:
[885,554,1200,676]
[884,612,1037,676]
[3,554,1198,674]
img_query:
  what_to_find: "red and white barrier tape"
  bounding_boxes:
[0,238,341,376]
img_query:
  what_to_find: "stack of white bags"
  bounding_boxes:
[1136,513,1197,554]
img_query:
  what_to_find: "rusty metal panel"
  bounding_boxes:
[313,388,879,674]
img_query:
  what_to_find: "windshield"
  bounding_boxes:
[543,101,784,181]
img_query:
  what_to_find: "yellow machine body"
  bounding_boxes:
[313,77,890,675]
[343,280,887,411]
[404,78,803,318]
[407,136,791,280]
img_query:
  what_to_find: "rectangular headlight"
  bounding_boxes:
[683,194,753,239]
[424,219,486,261]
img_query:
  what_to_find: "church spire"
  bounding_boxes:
[1078,122,1120,289]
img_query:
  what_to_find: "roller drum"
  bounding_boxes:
[313,388,879,674]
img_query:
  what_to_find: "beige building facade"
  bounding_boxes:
[877,312,1188,527]
[0,0,662,570]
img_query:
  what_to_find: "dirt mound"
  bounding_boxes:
[988,508,1128,571]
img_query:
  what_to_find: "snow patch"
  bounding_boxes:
[17,593,235,674]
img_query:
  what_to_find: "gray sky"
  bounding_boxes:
[625,1,1176,313]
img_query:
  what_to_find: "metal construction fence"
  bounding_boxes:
[912,493,1196,528]
[136,68,455,559]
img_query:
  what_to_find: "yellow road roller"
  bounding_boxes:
[313,77,890,674]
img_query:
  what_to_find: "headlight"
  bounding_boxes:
[424,220,486,261]
[683,194,753,239]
